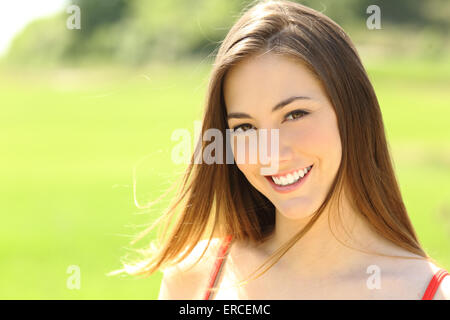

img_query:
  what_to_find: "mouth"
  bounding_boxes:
[264,164,313,193]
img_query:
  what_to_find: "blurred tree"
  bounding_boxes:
[71,0,131,36]
[3,0,449,67]
[353,0,431,26]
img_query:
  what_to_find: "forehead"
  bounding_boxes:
[223,53,324,113]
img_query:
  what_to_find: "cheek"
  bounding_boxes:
[230,134,255,165]
[292,116,342,167]
[236,163,252,176]
[236,162,267,194]
[232,137,259,180]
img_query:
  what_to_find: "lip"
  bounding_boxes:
[268,165,312,178]
[264,165,313,194]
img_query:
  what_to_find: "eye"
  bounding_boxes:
[231,109,309,132]
[284,109,309,122]
[231,123,254,133]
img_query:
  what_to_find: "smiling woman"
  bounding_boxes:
[224,53,343,222]
[109,0,449,300]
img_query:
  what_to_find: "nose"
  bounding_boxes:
[259,128,293,173]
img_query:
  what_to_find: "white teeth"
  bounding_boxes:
[286,174,294,184]
[270,165,313,186]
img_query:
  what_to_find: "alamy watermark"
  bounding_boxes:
[66,5,81,30]
[366,264,381,289]
[66,265,81,290]
[171,120,280,175]
[366,5,381,30]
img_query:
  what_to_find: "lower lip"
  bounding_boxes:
[265,165,313,194]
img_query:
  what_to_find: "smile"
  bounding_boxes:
[264,165,313,193]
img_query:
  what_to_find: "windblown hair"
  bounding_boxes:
[108,0,430,290]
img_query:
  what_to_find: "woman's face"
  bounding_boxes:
[223,53,342,220]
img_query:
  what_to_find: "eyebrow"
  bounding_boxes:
[226,95,312,120]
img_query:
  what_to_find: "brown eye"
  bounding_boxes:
[232,123,254,132]
[285,110,308,121]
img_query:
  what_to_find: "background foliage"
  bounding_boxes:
[4,0,450,66]
[0,0,449,299]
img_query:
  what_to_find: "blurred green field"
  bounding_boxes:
[0,58,449,299]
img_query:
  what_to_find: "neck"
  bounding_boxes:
[257,193,403,280]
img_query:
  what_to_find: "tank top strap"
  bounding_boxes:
[421,268,449,300]
[203,234,233,300]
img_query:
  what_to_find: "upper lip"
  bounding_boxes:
[265,165,313,178]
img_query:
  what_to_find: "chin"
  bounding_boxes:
[275,198,316,220]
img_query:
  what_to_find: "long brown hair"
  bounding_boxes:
[108,0,430,287]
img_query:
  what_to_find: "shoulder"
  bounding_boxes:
[158,238,223,300]
[412,260,450,300]
[378,256,450,300]
[428,266,450,300]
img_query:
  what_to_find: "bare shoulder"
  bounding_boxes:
[379,256,450,300]
[158,238,223,300]
[411,259,450,300]
[428,264,450,300]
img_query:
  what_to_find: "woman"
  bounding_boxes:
[111,0,450,299]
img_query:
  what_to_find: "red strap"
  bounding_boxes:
[203,234,233,300]
[421,269,449,300]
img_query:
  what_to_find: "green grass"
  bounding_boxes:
[0,58,449,299]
